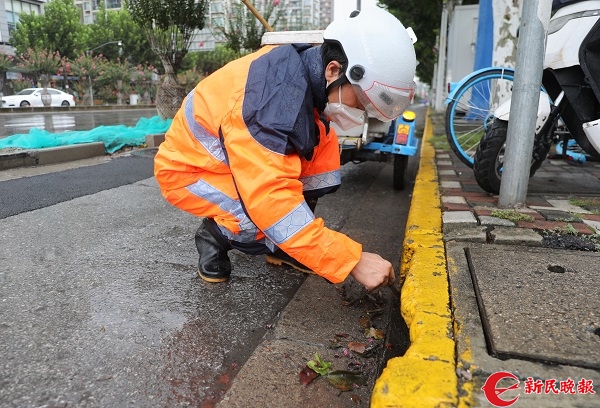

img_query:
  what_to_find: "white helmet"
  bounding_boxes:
[323,8,417,122]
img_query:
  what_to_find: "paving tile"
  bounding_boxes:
[443,203,471,211]
[438,169,457,176]
[441,196,467,204]
[442,211,478,231]
[444,226,488,243]
[437,160,453,166]
[547,199,593,214]
[471,208,494,217]
[581,213,600,222]
[517,220,595,234]
[582,219,600,233]
[478,216,515,227]
[536,209,583,223]
[441,180,462,189]
[489,227,542,246]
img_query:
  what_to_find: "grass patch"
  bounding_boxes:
[568,198,600,214]
[490,209,535,223]
[429,133,450,151]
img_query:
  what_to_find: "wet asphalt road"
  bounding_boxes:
[0,106,424,406]
[0,108,160,138]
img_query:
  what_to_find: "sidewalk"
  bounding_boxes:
[372,111,600,407]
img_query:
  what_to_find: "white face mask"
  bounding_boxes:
[324,86,366,131]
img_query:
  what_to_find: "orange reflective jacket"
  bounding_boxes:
[155,44,362,283]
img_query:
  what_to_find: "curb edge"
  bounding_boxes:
[371,108,464,407]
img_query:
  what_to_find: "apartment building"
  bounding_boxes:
[0,0,333,54]
[0,0,44,54]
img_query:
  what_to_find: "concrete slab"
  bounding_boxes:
[446,243,600,408]
[467,245,600,369]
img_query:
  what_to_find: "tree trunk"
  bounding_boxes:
[40,75,52,107]
[155,56,186,119]
[116,79,124,105]
[155,73,186,119]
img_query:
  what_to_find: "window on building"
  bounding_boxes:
[106,0,121,9]
[211,16,224,28]
[210,2,223,13]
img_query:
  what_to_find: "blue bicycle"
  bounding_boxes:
[444,67,515,167]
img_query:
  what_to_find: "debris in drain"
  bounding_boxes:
[299,365,318,386]
[326,370,367,391]
[547,264,566,273]
[541,234,598,251]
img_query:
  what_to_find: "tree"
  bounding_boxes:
[17,48,64,106]
[99,58,134,105]
[126,0,210,119]
[218,1,283,54]
[184,46,241,76]
[10,0,88,60]
[379,0,478,84]
[84,4,159,67]
[0,53,15,100]
[69,53,108,106]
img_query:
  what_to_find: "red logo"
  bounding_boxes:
[482,371,520,407]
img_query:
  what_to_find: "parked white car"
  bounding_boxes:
[1,88,76,108]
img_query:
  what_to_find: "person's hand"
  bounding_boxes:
[349,252,395,291]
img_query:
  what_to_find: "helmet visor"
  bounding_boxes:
[352,81,416,122]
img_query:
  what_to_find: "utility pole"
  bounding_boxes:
[434,3,449,110]
[498,1,551,207]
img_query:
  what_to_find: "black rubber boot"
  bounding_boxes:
[195,218,232,283]
[265,249,314,274]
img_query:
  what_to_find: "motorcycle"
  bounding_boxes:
[473,0,600,194]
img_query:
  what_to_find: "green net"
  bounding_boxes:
[0,116,172,154]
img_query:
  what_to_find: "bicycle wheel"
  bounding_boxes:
[445,68,514,167]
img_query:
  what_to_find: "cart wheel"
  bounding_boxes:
[393,154,408,190]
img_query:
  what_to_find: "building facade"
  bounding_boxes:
[0,0,44,54]
[0,0,333,55]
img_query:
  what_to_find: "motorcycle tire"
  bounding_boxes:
[473,119,547,194]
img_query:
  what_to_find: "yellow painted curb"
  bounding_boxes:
[372,109,459,407]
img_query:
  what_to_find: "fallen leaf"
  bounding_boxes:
[364,327,385,340]
[325,370,367,391]
[299,366,318,385]
[347,342,366,354]
[307,353,332,376]
[358,315,371,328]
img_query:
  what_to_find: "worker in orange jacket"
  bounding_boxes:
[154,8,417,291]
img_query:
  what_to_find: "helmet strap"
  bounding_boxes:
[325,75,349,100]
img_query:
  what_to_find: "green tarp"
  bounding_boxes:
[0,116,172,154]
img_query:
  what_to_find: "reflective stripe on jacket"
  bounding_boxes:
[155,44,362,283]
